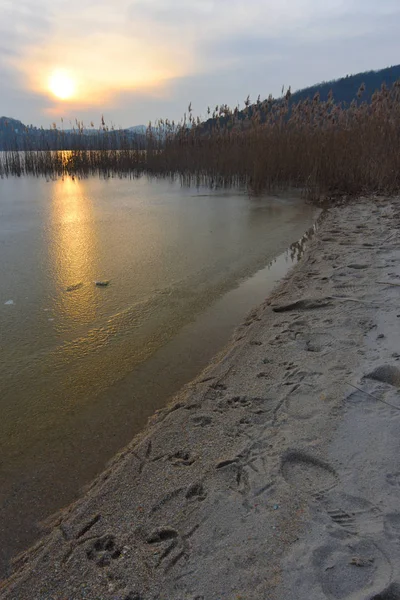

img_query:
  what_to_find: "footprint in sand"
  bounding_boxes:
[386,473,400,488]
[371,584,400,600]
[281,450,338,495]
[334,283,367,293]
[384,514,400,539]
[366,365,400,388]
[282,449,382,536]
[321,492,382,536]
[314,538,392,600]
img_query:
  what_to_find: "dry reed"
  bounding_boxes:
[1,81,400,200]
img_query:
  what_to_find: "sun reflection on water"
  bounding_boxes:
[50,176,97,324]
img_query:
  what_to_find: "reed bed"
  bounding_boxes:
[1,81,400,200]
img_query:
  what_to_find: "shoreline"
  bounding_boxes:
[2,195,400,599]
[0,179,317,579]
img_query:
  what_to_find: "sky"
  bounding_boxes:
[1,0,400,128]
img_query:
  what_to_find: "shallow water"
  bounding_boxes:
[0,175,317,574]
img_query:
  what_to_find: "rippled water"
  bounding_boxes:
[0,175,317,574]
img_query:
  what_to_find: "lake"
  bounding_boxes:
[0,175,317,575]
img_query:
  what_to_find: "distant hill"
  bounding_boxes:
[201,64,400,130]
[128,125,147,135]
[289,64,400,105]
[0,117,146,151]
[2,64,400,150]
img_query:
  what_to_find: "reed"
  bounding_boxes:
[1,80,400,200]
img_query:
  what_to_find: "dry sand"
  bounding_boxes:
[2,196,400,600]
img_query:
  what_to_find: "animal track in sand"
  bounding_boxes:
[147,526,178,544]
[295,331,334,353]
[168,450,196,466]
[216,458,239,469]
[347,263,369,270]
[86,535,121,567]
[210,382,227,391]
[216,396,270,415]
[215,451,270,503]
[146,526,186,571]
[185,482,207,501]
[281,450,338,495]
[147,523,200,573]
[76,514,101,539]
[284,384,322,420]
[229,395,254,408]
[291,317,308,326]
[191,414,213,427]
[283,368,323,386]
[150,487,185,514]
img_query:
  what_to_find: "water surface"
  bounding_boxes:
[0,175,316,574]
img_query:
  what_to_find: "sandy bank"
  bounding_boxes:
[2,196,400,600]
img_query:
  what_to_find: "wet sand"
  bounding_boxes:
[2,195,400,599]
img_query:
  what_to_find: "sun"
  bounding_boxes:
[48,70,76,100]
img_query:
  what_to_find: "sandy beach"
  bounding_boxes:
[2,195,400,600]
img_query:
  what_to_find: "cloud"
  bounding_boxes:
[0,0,399,126]
[128,0,217,22]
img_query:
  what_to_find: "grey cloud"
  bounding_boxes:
[310,7,400,37]
[157,27,400,119]
[197,6,400,78]
[0,44,19,60]
[201,34,294,62]
[0,65,46,123]
[1,0,399,127]
[348,0,400,15]
[0,1,51,63]
[127,0,220,24]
